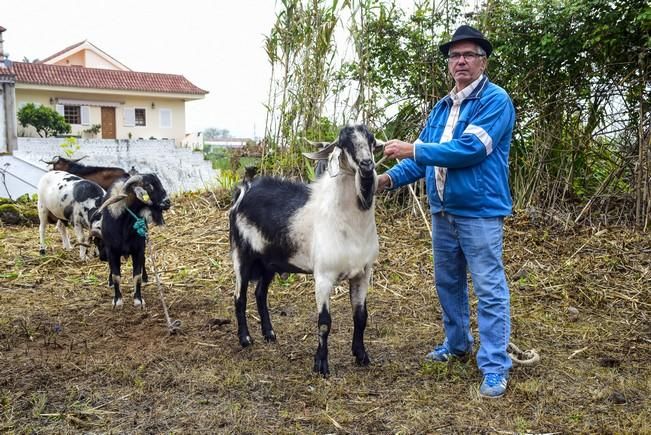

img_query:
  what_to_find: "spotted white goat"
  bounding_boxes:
[229,124,382,376]
[37,170,104,261]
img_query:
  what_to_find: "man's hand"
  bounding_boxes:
[377,173,392,193]
[384,139,415,160]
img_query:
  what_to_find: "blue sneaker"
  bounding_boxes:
[424,343,470,362]
[479,373,508,398]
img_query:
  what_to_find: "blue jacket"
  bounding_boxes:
[386,76,515,217]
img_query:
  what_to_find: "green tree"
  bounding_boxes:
[204,128,231,140]
[482,0,650,215]
[17,103,71,138]
[262,0,649,224]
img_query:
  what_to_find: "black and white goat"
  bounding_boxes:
[95,174,171,308]
[37,171,105,261]
[229,124,382,376]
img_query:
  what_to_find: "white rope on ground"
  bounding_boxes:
[508,342,540,366]
[146,236,181,335]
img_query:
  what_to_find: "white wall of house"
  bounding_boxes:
[51,50,124,70]
[16,88,188,143]
[51,51,85,67]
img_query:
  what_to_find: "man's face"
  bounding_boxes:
[447,41,487,91]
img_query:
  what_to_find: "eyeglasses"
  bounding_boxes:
[447,51,485,62]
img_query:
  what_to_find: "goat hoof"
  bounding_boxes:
[39,248,46,256]
[240,335,253,347]
[263,330,276,342]
[112,298,123,309]
[355,353,370,366]
[313,359,329,377]
[133,298,145,308]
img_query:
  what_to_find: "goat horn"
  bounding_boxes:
[40,156,60,165]
[95,194,128,215]
[302,141,338,160]
[301,137,331,149]
[123,174,144,190]
[70,155,88,163]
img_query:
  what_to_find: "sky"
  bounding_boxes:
[3,0,278,139]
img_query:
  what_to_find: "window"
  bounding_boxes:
[55,104,89,125]
[64,105,81,124]
[123,107,135,127]
[135,108,146,126]
[123,107,146,127]
[159,108,172,128]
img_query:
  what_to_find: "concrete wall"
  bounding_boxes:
[0,155,45,199]
[0,84,5,152]
[1,81,17,153]
[13,137,219,195]
[16,89,187,143]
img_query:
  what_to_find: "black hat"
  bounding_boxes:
[439,25,493,58]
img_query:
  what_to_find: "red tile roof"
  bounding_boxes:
[11,62,208,95]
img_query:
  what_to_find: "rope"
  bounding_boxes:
[125,207,181,333]
[125,207,148,238]
[508,342,540,366]
[146,235,182,335]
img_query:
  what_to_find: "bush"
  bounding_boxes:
[17,103,71,138]
[0,196,39,225]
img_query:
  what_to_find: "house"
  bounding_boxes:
[11,38,207,143]
[0,27,217,199]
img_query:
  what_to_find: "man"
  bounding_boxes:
[378,25,516,398]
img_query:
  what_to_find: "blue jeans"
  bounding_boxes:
[431,212,512,375]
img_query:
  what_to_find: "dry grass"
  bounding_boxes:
[0,191,649,434]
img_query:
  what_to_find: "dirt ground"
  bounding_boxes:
[0,191,649,434]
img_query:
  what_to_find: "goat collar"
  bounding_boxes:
[126,207,148,238]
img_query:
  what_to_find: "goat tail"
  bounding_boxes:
[230,181,250,212]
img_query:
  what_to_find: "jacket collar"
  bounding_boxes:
[442,75,489,105]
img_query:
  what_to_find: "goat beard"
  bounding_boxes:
[147,207,165,226]
[355,171,377,211]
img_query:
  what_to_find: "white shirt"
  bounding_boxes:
[435,74,485,202]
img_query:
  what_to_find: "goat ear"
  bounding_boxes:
[302,141,338,160]
[133,186,153,205]
[327,147,342,177]
[374,139,386,150]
